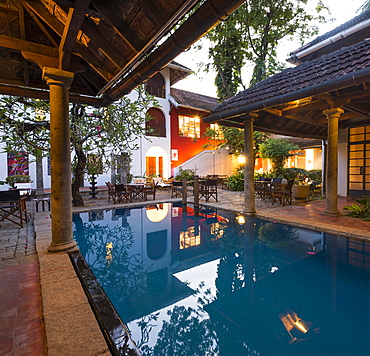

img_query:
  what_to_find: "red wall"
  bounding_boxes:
[170,106,213,176]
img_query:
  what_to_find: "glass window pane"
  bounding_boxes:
[349,182,363,190]
[366,126,370,133]
[349,167,361,175]
[350,134,365,142]
[350,144,364,151]
[366,183,370,190]
[350,127,365,134]
[349,159,364,166]
[367,159,370,166]
[350,151,364,159]
[349,175,362,182]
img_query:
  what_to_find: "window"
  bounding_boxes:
[145,73,165,98]
[178,115,200,138]
[210,123,223,140]
[146,108,166,137]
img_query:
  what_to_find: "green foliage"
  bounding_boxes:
[259,138,299,176]
[257,223,299,249]
[226,171,244,191]
[0,87,159,206]
[175,167,195,181]
[306,169,322,185]
[203,126,269,159]
[0,175,32,188]
[203,0,329,99]
[344,197,370,221]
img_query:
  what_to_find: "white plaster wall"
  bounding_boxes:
[338,128,348,197]
[174,149,233,177]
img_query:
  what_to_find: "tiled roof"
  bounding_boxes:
[290,9,370,55]
[170,87,218,112]
[211,38,370,114]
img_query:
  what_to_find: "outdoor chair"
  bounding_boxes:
[200,179,218,202]
[271,180,294,206]
[0,189,28,227]
[171,181,183,198]
[113,184,132,204]
[105,182,115,202]
[144,182,157,200]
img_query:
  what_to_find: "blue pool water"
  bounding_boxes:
[73,203,370,355]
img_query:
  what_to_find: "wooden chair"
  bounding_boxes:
[113,184,132,204]
[0,189,27,227]
[272,180,294,206]
[144,182,157,200]
[200,179,218,202]
[171,181,183,198]
[105,182,115,202]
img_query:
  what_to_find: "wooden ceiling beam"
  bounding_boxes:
[0,4,19,16]
[281,100,328,115]
[0,84,102,105]
[23,0,111,81]
[140,0,167,26]
[81,18,126,69]
[344,99,370,115]
[59,0,91,69]
[90,0,141,53]
[21,0,59,48]
[0,35,58,57]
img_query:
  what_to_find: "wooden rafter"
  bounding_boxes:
[59,0,91,69]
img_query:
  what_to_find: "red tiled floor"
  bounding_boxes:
[0,262,45,356]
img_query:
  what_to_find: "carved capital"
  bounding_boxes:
[42,67,74,88]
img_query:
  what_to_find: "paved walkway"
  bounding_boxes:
[0,188,369,355]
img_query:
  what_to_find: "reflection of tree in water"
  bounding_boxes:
[257,222,298,249]
[73,219,148,309]
[254,222,299,279]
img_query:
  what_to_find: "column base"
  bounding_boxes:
[323,210,341,217]
[47,239,78,253]
[243,208,256,216]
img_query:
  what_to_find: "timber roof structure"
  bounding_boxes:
[170,87,218,112]
[204,37,370,139]
[0,0,245,106]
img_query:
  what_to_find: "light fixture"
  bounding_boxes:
[279,310,315,344]
[237,155,245,164]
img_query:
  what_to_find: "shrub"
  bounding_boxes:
[226,171,244,191]
[344,197,370,221]
[175,167,195,181]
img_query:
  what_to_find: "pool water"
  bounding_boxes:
[73,203,370,356]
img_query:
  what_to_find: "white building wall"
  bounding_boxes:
[338,128,348,197]
[173,149,234,177]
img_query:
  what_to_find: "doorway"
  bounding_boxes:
[348,125,370,197]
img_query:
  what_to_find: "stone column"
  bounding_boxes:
[323,108,343,216]
[42,67,77,252]
[243,114,257,215]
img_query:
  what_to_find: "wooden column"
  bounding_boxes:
[243,114,257,215]
[42,67,77,252]
[323,108,343,216]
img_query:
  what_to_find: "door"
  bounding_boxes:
[348,126,370,197]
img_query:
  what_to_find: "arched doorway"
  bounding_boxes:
[146,146,168,178]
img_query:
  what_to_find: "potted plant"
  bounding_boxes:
[4,175,32,189]
[292,171,310,200]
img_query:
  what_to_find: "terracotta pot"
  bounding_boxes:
[292,185,310,200]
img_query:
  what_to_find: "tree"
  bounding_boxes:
[0,96,50,195]
[203,126,269,159]
[0,87,158,206]
[203,0,328,99]
[258,138,299,176]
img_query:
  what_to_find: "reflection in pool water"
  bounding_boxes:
[73,203,370,355]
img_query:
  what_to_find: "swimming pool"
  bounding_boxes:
[73,202,370,355]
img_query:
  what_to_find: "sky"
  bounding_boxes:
[172,0,366,98]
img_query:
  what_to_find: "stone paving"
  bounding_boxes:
[0,205,37,269]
